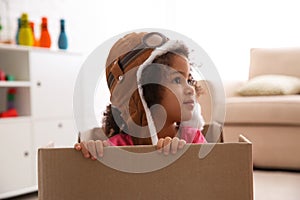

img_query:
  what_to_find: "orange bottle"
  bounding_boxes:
[39,17,51,48]
[30,22,38,46]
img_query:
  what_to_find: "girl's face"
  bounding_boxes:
[160,54,195,123]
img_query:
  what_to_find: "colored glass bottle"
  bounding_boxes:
[0,17,3,41]
[30,22,38,46]
[7,88,16,110]
[39,17,51,48]
[15,18,21,44]
[58,19,68,50]
[18,13,34,46]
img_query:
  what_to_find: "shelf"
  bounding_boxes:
[0,81,31,87]
[0,43,82,56]
[0,116,31,124]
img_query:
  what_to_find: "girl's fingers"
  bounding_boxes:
[95,140,104,157]
[163,137,172,155]
[171,137,180,154]
[87,140,97,160]
[80,141,91,158]
[74,143,81,151]
[102,140,111,147]
[157,137,183,155]
[75,140,110,159]
[178,139,186,149]
[157,138,165,152]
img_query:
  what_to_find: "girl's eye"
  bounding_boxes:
[172,77,181,84]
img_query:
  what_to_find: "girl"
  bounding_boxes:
[75,32,206,159]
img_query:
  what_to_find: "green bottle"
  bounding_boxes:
[0,17,3,40]
[19,13,33,46]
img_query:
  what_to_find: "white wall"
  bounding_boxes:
[1,0,300,80]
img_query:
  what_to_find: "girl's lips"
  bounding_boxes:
[183,100,195,104]
[183,100,195,109]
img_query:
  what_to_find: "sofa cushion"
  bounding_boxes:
[225,95,300,125]
[250,48,300,79]
[237,75,300,96]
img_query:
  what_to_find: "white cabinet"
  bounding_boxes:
[33,119,78,149]
[32,119,78,184]
[0,44,82,198]
[0,118,34,197]
[30,51,80,119]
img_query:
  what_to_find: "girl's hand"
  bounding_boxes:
[74,140,110,160]
[156,137,186,155]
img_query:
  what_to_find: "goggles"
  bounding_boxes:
[108,32,168,89]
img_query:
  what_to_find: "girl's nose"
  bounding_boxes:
[185,82,195,95]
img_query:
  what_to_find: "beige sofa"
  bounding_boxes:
[199,48,300,170]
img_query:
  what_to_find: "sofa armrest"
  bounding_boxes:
[223,80,246,97]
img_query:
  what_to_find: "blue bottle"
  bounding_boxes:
[58,19,68,50]
[15,18,21,45]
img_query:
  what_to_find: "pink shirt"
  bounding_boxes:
[108,127,207,146]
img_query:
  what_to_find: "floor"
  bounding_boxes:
[253,170,300,200]
[4,170,300,200]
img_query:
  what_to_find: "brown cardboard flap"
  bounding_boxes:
[239,134,252,143]
[38,140,253,200]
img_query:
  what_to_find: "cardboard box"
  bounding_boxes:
[38,125,253,200]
